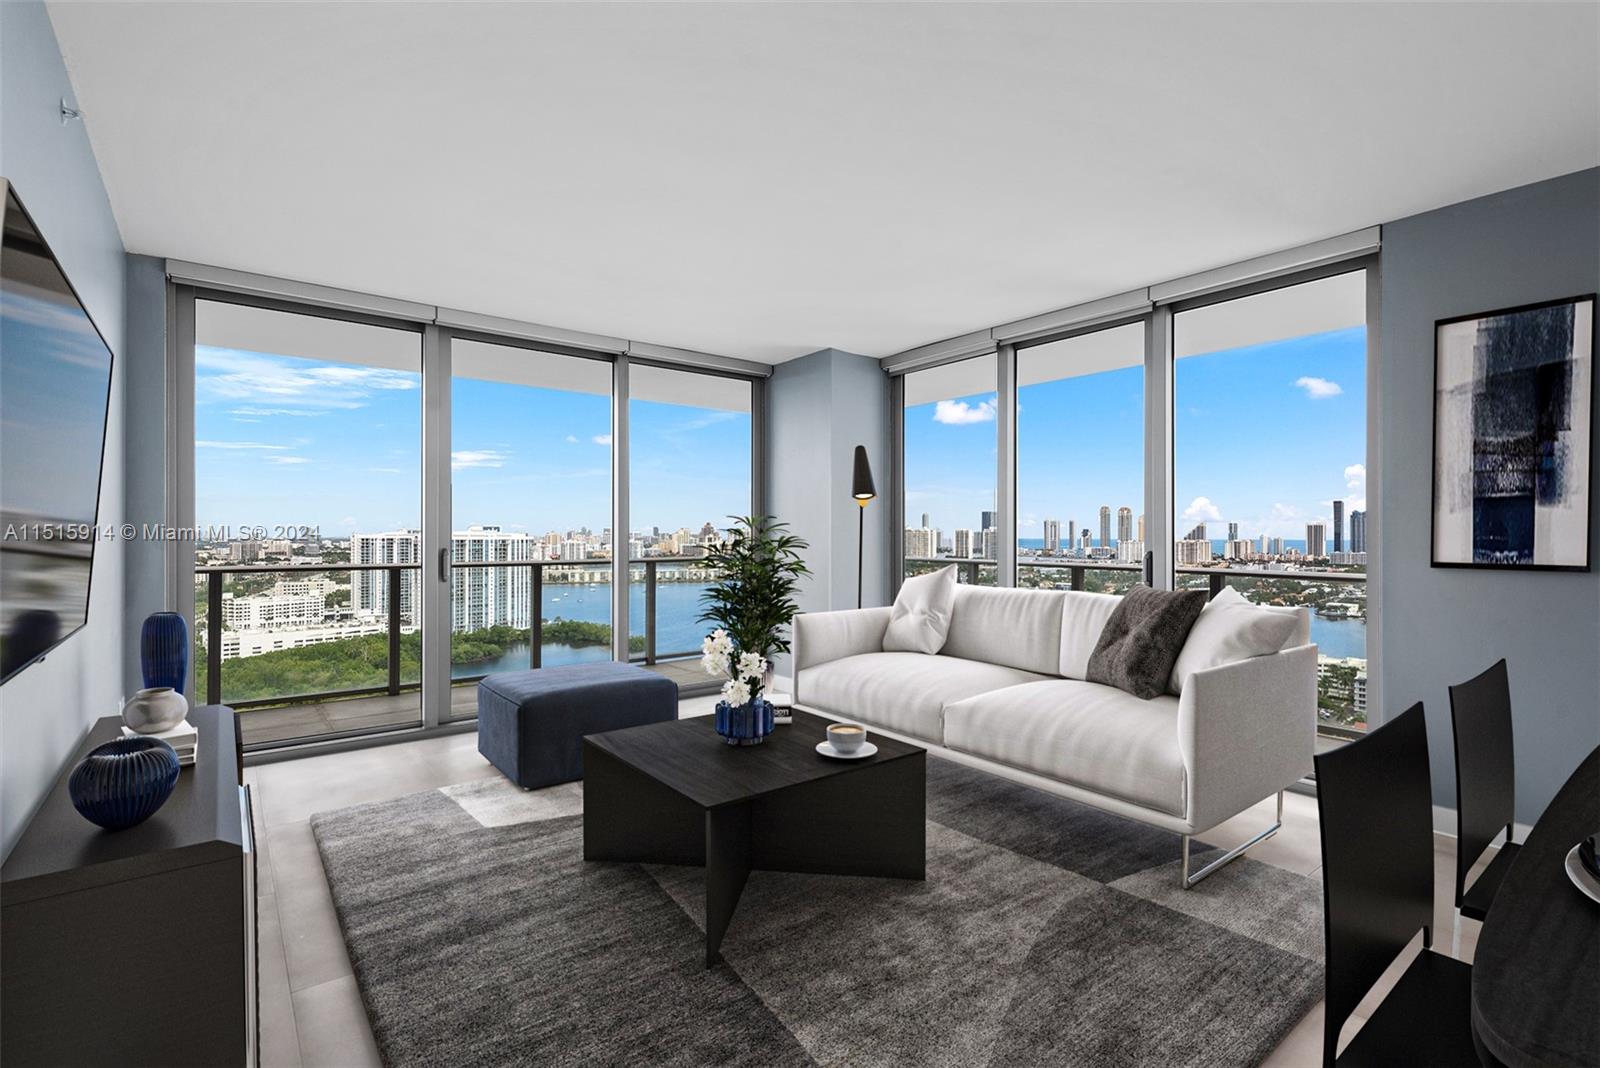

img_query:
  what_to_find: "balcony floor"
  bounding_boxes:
[235,658,715,748]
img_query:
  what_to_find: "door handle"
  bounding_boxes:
[439,547,449,582]
[1143,551,1153,586]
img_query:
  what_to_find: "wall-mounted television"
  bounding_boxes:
[0,180,116,684]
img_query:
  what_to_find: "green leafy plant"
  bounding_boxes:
[697,515,810,704]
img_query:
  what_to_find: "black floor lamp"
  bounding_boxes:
[852,445,876,609]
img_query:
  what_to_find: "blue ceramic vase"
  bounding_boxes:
[715,698,775,746]
[140,611,189,694]
[68,737,181,831]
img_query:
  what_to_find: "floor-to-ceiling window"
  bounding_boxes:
[1016,322,1145,594]
[192,298,424,747]
[627,363,753,672]
[447,339,612,720]
[1172,268,1369,732]
[902,353,999,585]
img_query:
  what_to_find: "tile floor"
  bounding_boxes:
[246,701,1488,1067]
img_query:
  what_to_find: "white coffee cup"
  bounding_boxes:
[826,722,867,754]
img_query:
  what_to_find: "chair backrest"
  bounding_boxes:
[1447,658,1516,905]
[1315,703,1434,1067]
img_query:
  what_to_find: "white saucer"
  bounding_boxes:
[1565,844,1600,904]
[816,741,877,761]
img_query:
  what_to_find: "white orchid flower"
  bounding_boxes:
[723,677,751,706]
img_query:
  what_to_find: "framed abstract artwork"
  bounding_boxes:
[1432,294,1595,571]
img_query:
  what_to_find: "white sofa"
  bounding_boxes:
[792,584,1317,887]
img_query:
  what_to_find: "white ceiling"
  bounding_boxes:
[47,2,1600,364]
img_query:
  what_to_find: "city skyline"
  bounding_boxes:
[905,324,1366,542]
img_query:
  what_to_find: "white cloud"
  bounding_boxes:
[1181,496,1222,523]
[1294,376,1343,399]
[196,440,288,450]
[263,455,310,465]
[564,434,579,444]
[933,397,998,425]
[451,449,508,471]
[196,347,418,413]
[592,434,613,446]
[1344,463,1366,491]
[368,467,404,475]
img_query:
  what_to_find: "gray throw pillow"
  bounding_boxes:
[1086,586,1208,700]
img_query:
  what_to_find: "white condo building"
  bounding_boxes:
[353,526,546,633]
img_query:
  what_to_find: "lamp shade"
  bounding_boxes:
[851,446,876,501]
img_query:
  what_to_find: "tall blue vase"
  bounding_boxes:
[140,612,189,695]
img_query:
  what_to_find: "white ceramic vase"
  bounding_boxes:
[122,686,187,734]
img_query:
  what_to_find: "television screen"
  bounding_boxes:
[0,182,116,683]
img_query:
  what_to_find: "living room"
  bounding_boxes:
[1,3,1596,1066]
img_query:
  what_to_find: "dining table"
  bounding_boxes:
[1470,744,1600,1068]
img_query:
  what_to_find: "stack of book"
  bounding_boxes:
[121,719,198,767]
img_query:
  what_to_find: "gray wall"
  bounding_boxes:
[0,2,129,859]
[767,348,891,675]
[1378,167,1600,825]
[122,254,170,694]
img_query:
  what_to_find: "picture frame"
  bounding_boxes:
[1431,293,1595,571]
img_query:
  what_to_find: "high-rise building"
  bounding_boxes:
[1043,519,1061,552]
[953,528,976,558]
[351,529,422,623]
[1349,509,1366,553]
[1227,522,1238,542]
[981,510,996,533]
[355,526,545,632]
[1116,538,1145,563]
[920,512,930,530]
[904,527,937,558]
[1306,522,1327,558]
[1176,538,1211,565]
[1184,522,1208,543]
[1067,520,1076,550]
[1137,513,1145,543]
[1225,538,1252,560]
[1333,500,1345,554]
[980,527,998,560]
[1270,536,1284,556]
[1079,529,1093,553]
[1117,507,1133,545]
[1099,506,1111,548]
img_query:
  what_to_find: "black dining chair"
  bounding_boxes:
[1447,659,1521,927]
[1315,703,1476,1067]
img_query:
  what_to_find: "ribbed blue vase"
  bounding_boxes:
[68,737,181,831]
[715,698,775,746]
[140,611,189,695]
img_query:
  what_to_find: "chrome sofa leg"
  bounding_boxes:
[1181,790,1284,889]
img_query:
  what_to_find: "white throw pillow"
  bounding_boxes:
[883,565,959,655]
[1168,586,1299,694]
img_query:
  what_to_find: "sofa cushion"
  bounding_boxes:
[1086,586,1207,700]
[1167,586,1301,695]
[1058,590,1123,680]
[943,680,1186,816]
[941,585,1066,676]
[883,565,958,655]
[799,652,1049,742]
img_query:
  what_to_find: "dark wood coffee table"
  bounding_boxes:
[582,709,925,967]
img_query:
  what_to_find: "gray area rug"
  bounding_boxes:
[311,758,1323,1067]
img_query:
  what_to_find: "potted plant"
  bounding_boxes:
[698,515,810,745]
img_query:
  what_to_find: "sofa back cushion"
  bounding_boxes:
[1057,591,1123,680]
[1167,587,1304,695]
[883,564,959,654]
[941,585,1065,676]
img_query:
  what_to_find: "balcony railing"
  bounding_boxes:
[195,556,712,713]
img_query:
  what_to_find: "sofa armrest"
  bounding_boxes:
[792,608,891,703]
[1177,643,1317,833]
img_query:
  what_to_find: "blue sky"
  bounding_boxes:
[906,325,1367,541]
[195,347,750,537]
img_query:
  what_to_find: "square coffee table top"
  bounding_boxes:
[583,709,923,809]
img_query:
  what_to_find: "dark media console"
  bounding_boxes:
[1,705,258,1067]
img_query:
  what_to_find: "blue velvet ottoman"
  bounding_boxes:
[477,662,678,789]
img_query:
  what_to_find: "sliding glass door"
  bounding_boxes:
[626,363,753,668]
[447,339,613,720]
[1172,269,1370,732]
[1015,322,1146,595]
[901,353,999,585]
[192,297,424,747]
